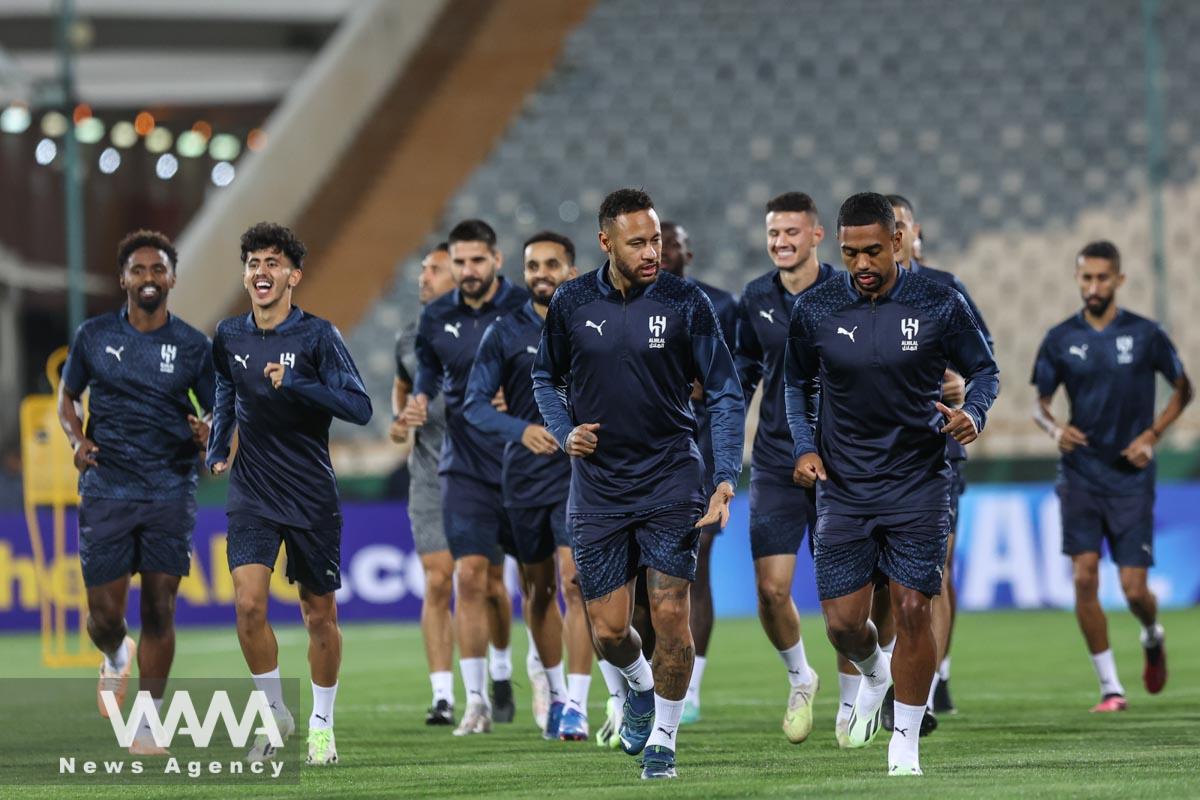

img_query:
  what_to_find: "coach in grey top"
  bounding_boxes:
[395,323,449,553]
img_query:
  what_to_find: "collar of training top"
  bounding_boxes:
[842,263,907,303]
[241,304,303,334]
[595,260,654,302]
[453,275,514,313]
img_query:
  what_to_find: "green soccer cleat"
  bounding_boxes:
[305,728,338,766]
[595,695,623,749]
[889,762,923,776]
[681,697,701,725]
[846,676,891,748]
[782,670,819,744]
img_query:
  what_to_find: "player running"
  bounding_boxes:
[464,230,596,741]
[59,230,214,755]
[734,192,835,744]
[207,222,373,766]
[1031,240,1191,712]
[406,219,529,735]
[533,189,745,780]
[785,193,998,776]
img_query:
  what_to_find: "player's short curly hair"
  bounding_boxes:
[523,230,576,265]
[239,222,307,268]
[837,192,895,233]
[117,229,177,272]
[598,188,654,230]
[766,192,819,220]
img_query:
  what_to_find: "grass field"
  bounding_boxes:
[2,608,1198,799]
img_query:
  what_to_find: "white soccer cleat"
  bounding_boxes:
[452,701,493,736]
[129,731,170,756]
[835,717,852,749]
[889,761,923,776]
[306,728,338,766]
[246,707,295,763]
[846,659,891,748]
[782,670,819,744]
[527,650,550,731]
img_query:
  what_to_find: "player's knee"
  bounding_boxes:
[234,593,269,628]
[87,609,124,640]
[424,568,454,604]
[139,597,175,638]
[755,576,790,613]
[1120,579,1149,607]
[893,593,931,632]
[302,604,337,634]
[1073,570,1100,598]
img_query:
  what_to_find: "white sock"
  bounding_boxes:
[430,670,454,705]
[617,653,655,693]
[526,628,542,668]
[851,646,890,688]
[567,673,591,714]
[778,640,813,686]
[938,656,951,681]
[837,672,862,723]
[926,673,938,711]
[598,660,628,701]
[545,662,567,704]
[103,636,131,674]
[251,667,288,716]
[686,655,706,703]
[880,636,897,655]
[138,697,165,737]
[310,681,337,730]
[460,657,490,708]
[1141,622,1164,648]
[645,693,684,751]
[489,645,513,681]
[1090,649,1125,697]
[888,701,924,767]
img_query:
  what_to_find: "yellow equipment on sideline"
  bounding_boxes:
[19,346,98,667]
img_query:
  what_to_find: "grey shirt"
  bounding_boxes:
[396,322,445,517]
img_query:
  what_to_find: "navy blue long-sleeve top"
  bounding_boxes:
[688,277,738,493]
[463,300,569,508]
[412,277,529,485]
[532,265,745,515]
[784,269,999,515]
[207,307,372,529]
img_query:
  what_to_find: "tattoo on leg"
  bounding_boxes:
[647,571,695,698]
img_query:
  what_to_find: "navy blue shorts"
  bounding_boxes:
[226,513,342,595]
[750,479,817,560]
[77,496,195,587]
[1058,485,1154,567]
[813,510,950,601]
[441,474,513,565]
[570,503,703,601]
[506,499,570,564]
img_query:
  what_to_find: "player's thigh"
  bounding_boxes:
[298,582,339,626]
[634,503,705,584]
[280,519,343,596]
[812,513,880,602]
[1102,492,1155,568]
[77,496,139,589]
[583,578,637,641]
[876,510,950,597]
[570,513,638,603]
[85,574,131,624]
[505,504,557,566]
[749,479,811,561]
[136,496,196,579]
[231,562,273,619]
[1057,484,1105,558]
[753,552,797,603]
[409,498,449,558]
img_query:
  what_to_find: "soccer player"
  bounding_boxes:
[659,220,736,725]
[734,192,835,744]
[1031,241,1191,711]
[207,222,372,766]
[785,193,998,776]
[392,242,461,725]
[533,188,745,780]
[464,230,597,741]
[405,219,529,735]
[888,193,994,724]
[59,230,214,755]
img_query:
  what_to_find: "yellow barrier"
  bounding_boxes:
[20,346,98,667]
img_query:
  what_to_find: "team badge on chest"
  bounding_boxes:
[1115,335,1133,365]
[160,343,177,373]
[648,315,667,349]
[900,318,920,352]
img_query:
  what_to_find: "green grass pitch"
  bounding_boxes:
[1,608,1197,798]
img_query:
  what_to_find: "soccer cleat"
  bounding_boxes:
[782,670,819,744]
[129,732,169,756]
[846,669,891,748]
[491,679,515,724]
[453,701,493,735]
[97,636,137,718]
[932,676,957,714]
[1141,625,1167,695]
[881,686,895,732]
[639,745,677,780]
[889,762,923,776]
[681,697,701,725]
[527,652,550,730]
[543,701,565,740]
[618,688,655,756]
[835,717,851,748]
[425,699,455,726]
[595,695,623,748]
[1090,694,1128,713]
[920,708,938,737]
[559,707,589,741]
[246,707,295,762]
[305,728,338,765]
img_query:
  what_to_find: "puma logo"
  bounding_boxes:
[759,308,776,324]
[444,322,462,339]
[864,670,877,680]
[105,345,124,361]
[585,320,607,336]
[314,714,328,723]
[837,326,857,343]
[895,726,909,738]
[526,345,538,355]
[234,354,250,369]
[655,726,674,740]
[1069,344,1088,360]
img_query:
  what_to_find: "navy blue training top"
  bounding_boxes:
[532,266,745,515]
[63,308,215,500]
[736,264,837,484]
[785,269,999,515]
[463,300,570,509]
[1032,309,1183,495]
[413,277,529,485]
[207,307,372,529]
[688,276,738,492]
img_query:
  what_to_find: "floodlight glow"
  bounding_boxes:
[0,105,32,134]
[146,127,173,153]
[211,161,236,187]
[75,117,105,144]
[35,138,57,165]
[110,121,137,148]
[98,147,121,174]
[177,130,207,158]
[155,153,178,180]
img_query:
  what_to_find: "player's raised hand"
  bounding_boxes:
[695,480,735,529]
[1055,424,1089,454]
[264,362,286,389]
[941,369,966,406]
[72,438,99,473]
[187,414,210,448]
[404,394,429,427]
[491,388,508,413]
[521,424,560,455]
[936,401,979,445]
[1120,429,1157,469]
[792,452,826,488]
[389,415,409,444]
[565,422,600,457]
[210,460,229,476]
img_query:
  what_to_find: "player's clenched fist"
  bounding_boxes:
[936,401,979,445]
[264,362,287,389]
[1055,424,1089,454]
[792,452,826,488]
[404,394,429,427]
[565,422,600,457]
[521,424,560,455]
